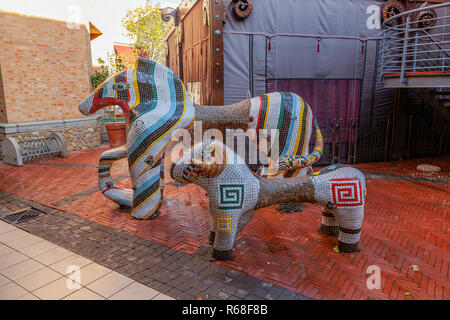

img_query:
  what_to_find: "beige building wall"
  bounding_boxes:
[0,11,102,158]
[0,10,93,123]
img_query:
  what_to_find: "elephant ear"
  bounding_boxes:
[136,57,155,74]
[133,57,191,108]
[135,57,182,84]
[191,142,227,178]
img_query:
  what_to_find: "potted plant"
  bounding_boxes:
[104,106,127,147]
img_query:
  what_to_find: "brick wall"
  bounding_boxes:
[0,10,93,124]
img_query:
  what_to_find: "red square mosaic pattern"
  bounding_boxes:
[330,178,363,207]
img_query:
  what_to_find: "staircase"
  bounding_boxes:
[411,87,450,123]
[379,2,449,159]
[434,87,450,121]
[436,87,450,109]
[379,2,450,122]
[379,2,450,88]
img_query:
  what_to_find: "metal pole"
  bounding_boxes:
[347,118,353,164]
[400,15,411,84]
[331,119,336,164]
[353,120,358,164]
[380,32,386,82]
[337,119,342,164]
[413,32,418,73]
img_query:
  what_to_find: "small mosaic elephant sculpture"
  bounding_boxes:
[170,140,366,261]
[78,58,324,220]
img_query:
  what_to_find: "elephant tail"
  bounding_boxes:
[278,118,324,172]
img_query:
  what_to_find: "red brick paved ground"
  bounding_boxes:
[356,157,450,179]
[0,145,448,300]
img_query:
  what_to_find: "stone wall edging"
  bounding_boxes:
[0,114,102,134]
[0,115,103,159]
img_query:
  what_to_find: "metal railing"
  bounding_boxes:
[21,135,65,162]
[1,133,68,166]
[379,2,450,84]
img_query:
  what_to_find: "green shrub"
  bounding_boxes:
[90,68,110,89]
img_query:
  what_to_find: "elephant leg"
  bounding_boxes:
[130,153,164,220]
[129,163,162,220]
[212,212,239,261]
[336,207,364,253]
[209,231,216,245]
[277,202,303,213]
[320,206,339,236]
[98,145,133,208]
[126,97,194,220]
[128,138,168,220]
[277,167,308,213]
[209,210,217,245]
[160,155,165,195]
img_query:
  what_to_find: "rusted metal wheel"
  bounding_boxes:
[381,0,406,26]
[415,9,437,29]
[234,0,252,19]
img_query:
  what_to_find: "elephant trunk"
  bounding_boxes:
[193,99,252,131]
[98,146,133,208]
[256,175,316,209]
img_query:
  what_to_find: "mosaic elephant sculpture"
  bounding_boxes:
[170,140,366,261]
[78,58,323,219]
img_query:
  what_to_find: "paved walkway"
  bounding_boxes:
[0,220,173,300]
[0,190,308,300]
[0,145,448,300]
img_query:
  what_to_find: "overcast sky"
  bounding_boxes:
[0,0,181,64]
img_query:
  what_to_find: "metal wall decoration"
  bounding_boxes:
[380,0,440,28]
[170,140,366,260]
[381,0,406,26]
[161,7,179,25]
[232,0,253,19]
[222,0,253,21]
[202,0,210,25]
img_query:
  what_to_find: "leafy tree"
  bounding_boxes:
[106,1,166,74]
[90,57,110,89]
[107,51,131,74]
[122,1,166,65]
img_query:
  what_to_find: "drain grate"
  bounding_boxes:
[2,209,43,224]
